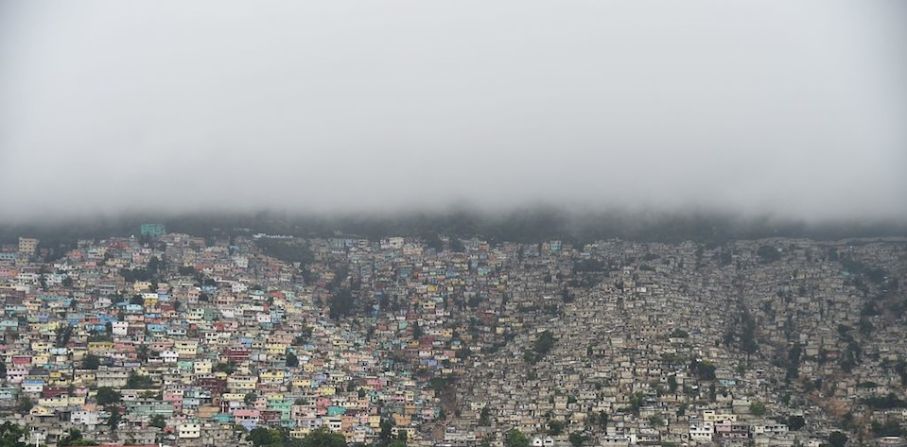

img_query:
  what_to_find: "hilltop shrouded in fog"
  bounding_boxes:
[1,1,906,222]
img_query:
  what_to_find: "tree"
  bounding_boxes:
[59,429,98,447]
[293,327,313,346]
[300,428,346,447]
[749,401,766,417]
[547,420,565,436]
[286,351,299,368]
[244,392,257,406]
[597,411,609,429]
[669,329,689,338]
[787,415,805,431]
[0,360,6,379]
[667,375,678,393]
[108,407,121,431]
[126,371,154,388]
[16,397,33,414]
[96,387,122,406]
[568,432,587,447]
[757,245,782,263]
[379,418,394,443]
[0,421,27,447]
[82,354,100,370]
[248,428,280,447]
[525,330,556,363]
[505,429,529,447]
[478,406,491,426]
[214,362,236,374]
[828,431,847,447]
[150,415,166,429]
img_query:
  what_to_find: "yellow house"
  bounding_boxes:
[222,393,246,402]
[29,406,53,417]
[266,343,288,356]
[227,376,257,391]
[194,360,212,375]
[142,293,159,307]
[88,342,114,355]
[174,341,198,358]
[368,415,381,429]
[317,385,336,396]
[259,370,285,384]
[31,341,52,354]
[73,370,96,385]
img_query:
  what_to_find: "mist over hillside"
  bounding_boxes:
[2,209,905,249]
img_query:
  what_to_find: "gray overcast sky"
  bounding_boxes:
[1,1,905,222]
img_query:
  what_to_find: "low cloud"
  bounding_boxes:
[1,0,905,223]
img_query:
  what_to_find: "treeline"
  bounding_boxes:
[3,208,906,246]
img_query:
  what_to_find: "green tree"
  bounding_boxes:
[108,407,121,431]
[286,351,299,368]
[96,387,122,406]
[597,411,608,429]
[248,428,280,447]
[300,428,346,447]
[505,429,529,447]
[82,354,100,370]
[59,429,98,447]
[547,420,565,436]
[17,397,33,414]
[150,415,166,429]
[379,418,394,442]
[828,431,847,447]
[126,371,154,388]
[478,406,491,426]
[0,422,27,447]
[750,401,766,416]
[214,362,236,374]
[568,432,587,447]
[787,415,805,431]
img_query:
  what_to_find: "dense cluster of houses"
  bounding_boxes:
[0,229,905,447]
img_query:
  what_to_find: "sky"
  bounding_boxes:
[1,0,905,223]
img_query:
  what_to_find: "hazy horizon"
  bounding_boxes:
[2,1,906,223]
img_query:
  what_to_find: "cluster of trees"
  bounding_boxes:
[93,387,122,431]
[688,359,716,381]
[126,371,155,388]
[59,429,98,447]
[871,419,905,438]
[0,422,26,447]
[862,392,907,410]
[120,255,165,284]
[756,245,782,263]
[249,428,346,447]
[524,330,556,363]
[328,266,356,320]
[840,257,888,284]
